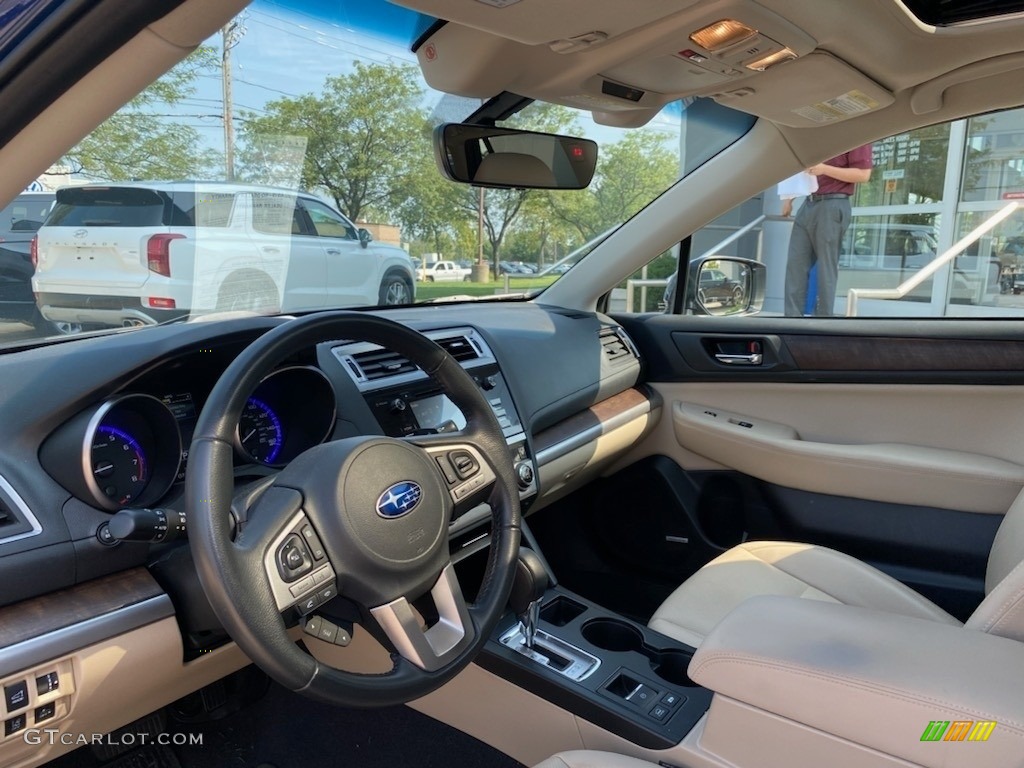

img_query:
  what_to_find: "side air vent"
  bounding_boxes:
[436,334,481,363]
[599,326,640,366]
[0,474,42,544]
[349,348,417,381]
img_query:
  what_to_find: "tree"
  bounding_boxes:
[63,47,220,181]
[238,62,427,223]
[549,130,678,243]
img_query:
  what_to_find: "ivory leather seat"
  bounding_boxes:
[649,491,1024,648]
[535,751,661,768]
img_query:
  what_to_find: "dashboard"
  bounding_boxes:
[0,301,657,767]
[0,302,647,613]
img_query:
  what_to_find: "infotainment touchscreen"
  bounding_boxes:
[409,393,467,433]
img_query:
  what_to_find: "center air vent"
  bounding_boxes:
[599,326,639,366]
[348,348,417,381]
[436,334,481,363]
[333,327,495,391]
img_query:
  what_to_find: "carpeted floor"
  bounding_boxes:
[43,674,525,768]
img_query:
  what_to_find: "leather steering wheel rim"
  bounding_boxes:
[187,311,521,706]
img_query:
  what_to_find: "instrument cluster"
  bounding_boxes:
[40,366,336,512]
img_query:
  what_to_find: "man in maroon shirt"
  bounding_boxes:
[784,144,873,316]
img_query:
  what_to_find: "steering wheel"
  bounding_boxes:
[187,312,522,706]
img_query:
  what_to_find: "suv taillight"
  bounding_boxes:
[147,233,185,277]
[30,236,38,268]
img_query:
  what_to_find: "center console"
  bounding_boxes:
[331,327,538,519]
[480,578,712,749]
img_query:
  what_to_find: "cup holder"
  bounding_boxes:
[581,619,644,653]
[539,596,586,627]
[582,619,698,687]
[650,649,696,687]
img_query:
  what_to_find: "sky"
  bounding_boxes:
[183,0,683,161]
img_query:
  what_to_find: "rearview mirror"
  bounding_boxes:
[434,123,598,190]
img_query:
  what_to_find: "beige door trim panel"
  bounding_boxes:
[672,399,1024,514]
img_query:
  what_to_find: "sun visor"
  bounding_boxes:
[415,22,525,98]
[707,52,894,128]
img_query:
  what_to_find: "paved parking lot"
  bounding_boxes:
[0,320,41,343]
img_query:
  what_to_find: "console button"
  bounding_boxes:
[627,684,659,707]
[35,672,59,696]
[660,692,683,708]
[4,681,28,712]
[4,714,26,736]
[650,704,671,722]
[34,703,56,723]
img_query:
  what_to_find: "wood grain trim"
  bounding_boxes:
[0,568,165,649]
[787,335,1024,371]
[533,387,660,457]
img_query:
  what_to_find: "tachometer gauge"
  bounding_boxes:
[91,425,149,506]
[238,398,284,464]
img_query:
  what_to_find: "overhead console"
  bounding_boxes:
[331,327,538,513]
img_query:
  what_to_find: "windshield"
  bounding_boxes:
[2,0,750,345]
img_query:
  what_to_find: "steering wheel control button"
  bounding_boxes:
[435,456,459,485]
[449,450,479,479]
[300,525,326,560]
[317,621,339,644]
[4,681,28,712]
[35,673,59,696]
[316,584,337,604]
[303,616,323,636]
[288,576,315,598]
[277,534,313,581]
[311,567,332,585]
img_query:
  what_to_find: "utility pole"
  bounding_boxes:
[221,18,246,181]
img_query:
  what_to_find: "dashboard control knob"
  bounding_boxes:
[516,462,535,488]
[481,375,498,391]
[107,507,186,543]
[390,398,407,413]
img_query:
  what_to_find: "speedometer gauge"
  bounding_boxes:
[238,398,284,464]
[91,426,148,505]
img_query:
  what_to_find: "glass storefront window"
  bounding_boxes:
[835,214,941,304]
[853,123,951,207]
[962,109,1024,203]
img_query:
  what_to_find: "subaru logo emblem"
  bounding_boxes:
[73,229,88,239]
[376,481,422,519]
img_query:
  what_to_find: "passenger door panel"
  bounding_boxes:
[613,315,1024,618]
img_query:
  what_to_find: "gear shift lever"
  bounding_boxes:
[509,548,549,650]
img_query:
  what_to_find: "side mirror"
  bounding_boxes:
[358,228,373,249]
[434,123,598,190]
[663,257,765,316]
[687,257,765,316]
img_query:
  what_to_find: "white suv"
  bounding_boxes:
[32,182,416,328]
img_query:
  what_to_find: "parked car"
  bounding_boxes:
[418,259,472,281]
[696,266,745,306]
[32,183,416,327]
[0,192,65,330]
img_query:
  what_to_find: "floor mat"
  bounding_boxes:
[45,678,525,768]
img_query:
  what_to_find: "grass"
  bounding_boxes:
[414,276,558,301]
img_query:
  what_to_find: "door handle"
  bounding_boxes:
[325,248,341,255]
[261,246,280,254]
[714,352,763,366]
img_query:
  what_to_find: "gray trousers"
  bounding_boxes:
[784,196,851,317]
